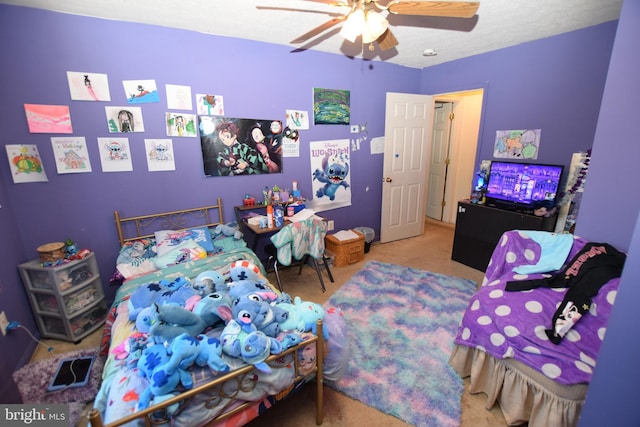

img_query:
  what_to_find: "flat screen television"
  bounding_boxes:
[485,161,564,210]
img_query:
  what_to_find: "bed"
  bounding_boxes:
[449,229,626,427]
[88,199,349,427]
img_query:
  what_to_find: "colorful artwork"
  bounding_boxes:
[196,93,224,116]
[98,137,133,172]
[493,129,541,159]
[310,139,351,210]
[166,112,197,137]
[123,79,160,104]
[313,88,350,125]
[145,139,175,172]
[5,144,48,183]
[286,109,309,130]
[67,71,111,101]
[166,84,193,110]
[51,137,92,174]
[199,116,283,177]
[24,104,73,134]
[105,106,145,133]
[282,126,300,158]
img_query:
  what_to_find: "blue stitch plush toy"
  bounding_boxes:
[276,296,328,340]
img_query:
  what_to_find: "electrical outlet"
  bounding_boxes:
[0,311,8,336]
[327,220,335,231]
[350,125,360,134]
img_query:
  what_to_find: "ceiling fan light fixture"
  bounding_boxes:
[339,9,365,42]
[362,10,388,43]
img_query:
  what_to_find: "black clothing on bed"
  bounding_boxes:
[506,242,626,344]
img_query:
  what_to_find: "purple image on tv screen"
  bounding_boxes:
[485,161,564,207]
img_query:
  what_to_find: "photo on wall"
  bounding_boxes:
[199,116,283,177]
[105,106,145,133]
[313,88,350,125]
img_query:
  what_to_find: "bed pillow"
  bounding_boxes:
[189,227,214,253]
[153,239,207,269]
[116,238,158,279]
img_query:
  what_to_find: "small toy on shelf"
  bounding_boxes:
[243,194,256,207]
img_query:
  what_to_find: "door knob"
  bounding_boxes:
[385,177,392,182]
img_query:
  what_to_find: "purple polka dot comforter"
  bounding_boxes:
[454,230,621,385]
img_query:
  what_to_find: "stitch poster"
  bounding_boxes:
[51,137,92,174]
[5,144,48,183]
[309,139,351,212]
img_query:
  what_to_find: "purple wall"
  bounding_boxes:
[419,22,617,178]
[577,0,640,424]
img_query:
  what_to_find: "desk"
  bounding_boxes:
[234,205,289,253]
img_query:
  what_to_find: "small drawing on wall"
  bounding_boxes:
[67,71,111,101]
[166,84,193,110]
[123,79,160,104]
[313,88,350,125]
[24,104,73,134]
[166,112,197,137]
[98,137,133,172]
[105,106,145,133]
[51,137,92,174]
[5,144,49,183]
[145,139,175,172]
[286,109,309,130]
[493,129,540,159]
[196,94,224,116]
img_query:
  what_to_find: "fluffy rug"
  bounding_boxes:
[325,261,477,427]
[13,347,104,426]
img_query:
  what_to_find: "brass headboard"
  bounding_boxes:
[114,197,224,246]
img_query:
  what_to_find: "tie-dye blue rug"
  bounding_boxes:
[325,261,477,427]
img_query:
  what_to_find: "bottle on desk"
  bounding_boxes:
[267,205,274,228]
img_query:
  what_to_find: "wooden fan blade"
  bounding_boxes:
[300,0,351,5]
[376,28,398,51]
[388,1,479,18]
[290,16,346,44]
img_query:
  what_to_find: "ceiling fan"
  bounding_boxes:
[285,0,480,51]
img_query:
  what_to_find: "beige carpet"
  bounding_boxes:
[31,218,507,427]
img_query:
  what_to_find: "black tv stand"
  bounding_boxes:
[451,201,558,271]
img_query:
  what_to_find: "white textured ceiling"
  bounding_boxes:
[1,0,623,69]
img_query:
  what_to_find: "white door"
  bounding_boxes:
[425,101,454,220]
[380,92,434,243]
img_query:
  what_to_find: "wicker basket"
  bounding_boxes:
[37,242,66,263]
[325,230,365,267]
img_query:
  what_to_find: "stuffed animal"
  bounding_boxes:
[127,277,196,321]
[220,320,283,373]
[148,292,232,341]
[193,270,227,294]
[276,296,328,340]
[213,223,244,240]
[195,335,229,373]
[136,343,193,410]
[231,292,288,337]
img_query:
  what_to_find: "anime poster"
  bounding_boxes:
[105,106,145,133]
[309,139,351,211]
[97,137,133,172]
[199,116,283,177]
[166,112,197,137]
[123,79,160,104]
[285,109,309,130]
[24,104,73,134]
[166,84,193,110]
[145,139,175,172]
[5,144,48,183]
[313,88,350,125]
[196,94,224,116]
[494,129,541,159]
[67,71,111,101]
[51,137,92,174]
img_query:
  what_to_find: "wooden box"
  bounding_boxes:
[325,230,365,267]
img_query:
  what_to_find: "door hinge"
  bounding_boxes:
[441,200,446,207]
[449,112,455,120]
[445,158,450,165]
